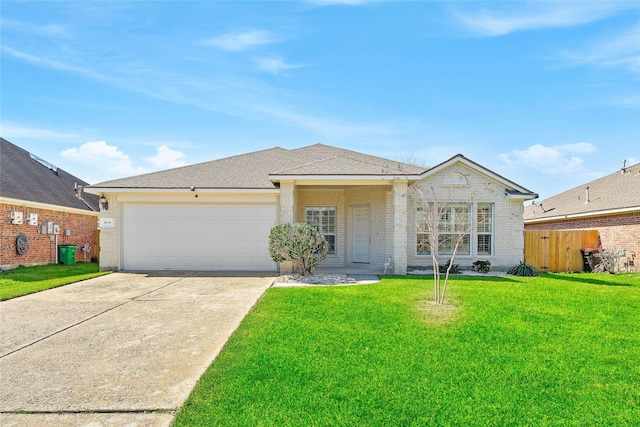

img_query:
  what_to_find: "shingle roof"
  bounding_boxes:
[291,144,426,175]
[90,143,427,189]
[0,138,99,211]
[524,162,640,221]
[273,155,421,176]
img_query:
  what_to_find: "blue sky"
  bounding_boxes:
[1,1,638,201]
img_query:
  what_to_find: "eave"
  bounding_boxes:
[86,187,280,194]
[524,206,640,224]
[269,174,422,186]
[0,196,100,216]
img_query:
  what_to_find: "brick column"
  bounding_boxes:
[98,194,119,272]
[278,180,295,274]
[279,180,295,224]
[392,180,408,275]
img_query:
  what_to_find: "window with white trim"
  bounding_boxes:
[416,202,493,256]
[476,203,493,255]
[438,204,470,255]
[416,206,431,255]
[306,207,336,254]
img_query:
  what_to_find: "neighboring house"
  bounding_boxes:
[0,138,100,269]
[524,161,640,270]
[88,144,536,274]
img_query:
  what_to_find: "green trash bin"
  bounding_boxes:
[59,245,77,265]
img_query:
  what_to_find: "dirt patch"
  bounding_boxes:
[417,300,459,325]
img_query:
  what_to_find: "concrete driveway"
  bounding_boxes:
[0,271,275,427]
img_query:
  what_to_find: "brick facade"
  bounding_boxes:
[525,211,640,269]
[293,186,391,271]
[407,164,527,271]
[1,202,99,269]
[290,165,529,273]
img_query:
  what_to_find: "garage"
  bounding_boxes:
[122,204,277,271]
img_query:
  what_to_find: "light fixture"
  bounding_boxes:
[100,193,109,210]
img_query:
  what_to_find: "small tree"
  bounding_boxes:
[268,223,329,276]
[412,184,477,304]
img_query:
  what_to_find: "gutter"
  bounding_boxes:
[524,206,640,224]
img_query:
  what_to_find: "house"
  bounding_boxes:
[88,144,537,274]
[524,161,640,270]
[0,138,100,269]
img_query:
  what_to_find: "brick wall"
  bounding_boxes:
[296,188,346,268]
[525,212,640,269]
[295,186,389,270]
[1,202,99,269]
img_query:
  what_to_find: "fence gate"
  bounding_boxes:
[524,230,599,273]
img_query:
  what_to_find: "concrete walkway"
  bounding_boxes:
[0,271,275,427]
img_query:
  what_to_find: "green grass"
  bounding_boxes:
[174,273,640,426]
[0,263,110,300]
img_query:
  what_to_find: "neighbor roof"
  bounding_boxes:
[90,143,427,190]
[0,138,100,211]
[524,161,640,222]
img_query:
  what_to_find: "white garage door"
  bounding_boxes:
[122,204,276,271]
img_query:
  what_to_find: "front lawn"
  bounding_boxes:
[0,263,110,300]
[174,273,640,426]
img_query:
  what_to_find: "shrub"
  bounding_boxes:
[507,260,538,277]
[268,223,329,276]
[438,259,461,274]
[472,260,491,274]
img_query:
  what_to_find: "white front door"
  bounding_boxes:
[352,205,370,263]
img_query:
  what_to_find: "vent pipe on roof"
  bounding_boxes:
[621,159,627,174]
[585,186,590,204]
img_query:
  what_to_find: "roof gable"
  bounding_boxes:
[524,162,640,221]
[0,138,99,211]
[419,154,537,198]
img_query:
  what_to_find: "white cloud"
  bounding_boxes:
[200,30,279,51]
[497,142,598,175]
[254,56,305,74]
[145,145,187,169]
[451,3,634,37]
[60,140,147,177]
[554,142,598,154]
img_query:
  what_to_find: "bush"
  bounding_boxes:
[439,259,461,274]
[268,223,329,276]
[507,260,538,277]
[472,260,491,274]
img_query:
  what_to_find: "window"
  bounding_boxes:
[306,207,336,254]
[477,203,493,255]
[416,206,431,255]
[416,203,494,256]
[438,204,470,255]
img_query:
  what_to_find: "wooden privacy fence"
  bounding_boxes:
[524,230,599,273]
